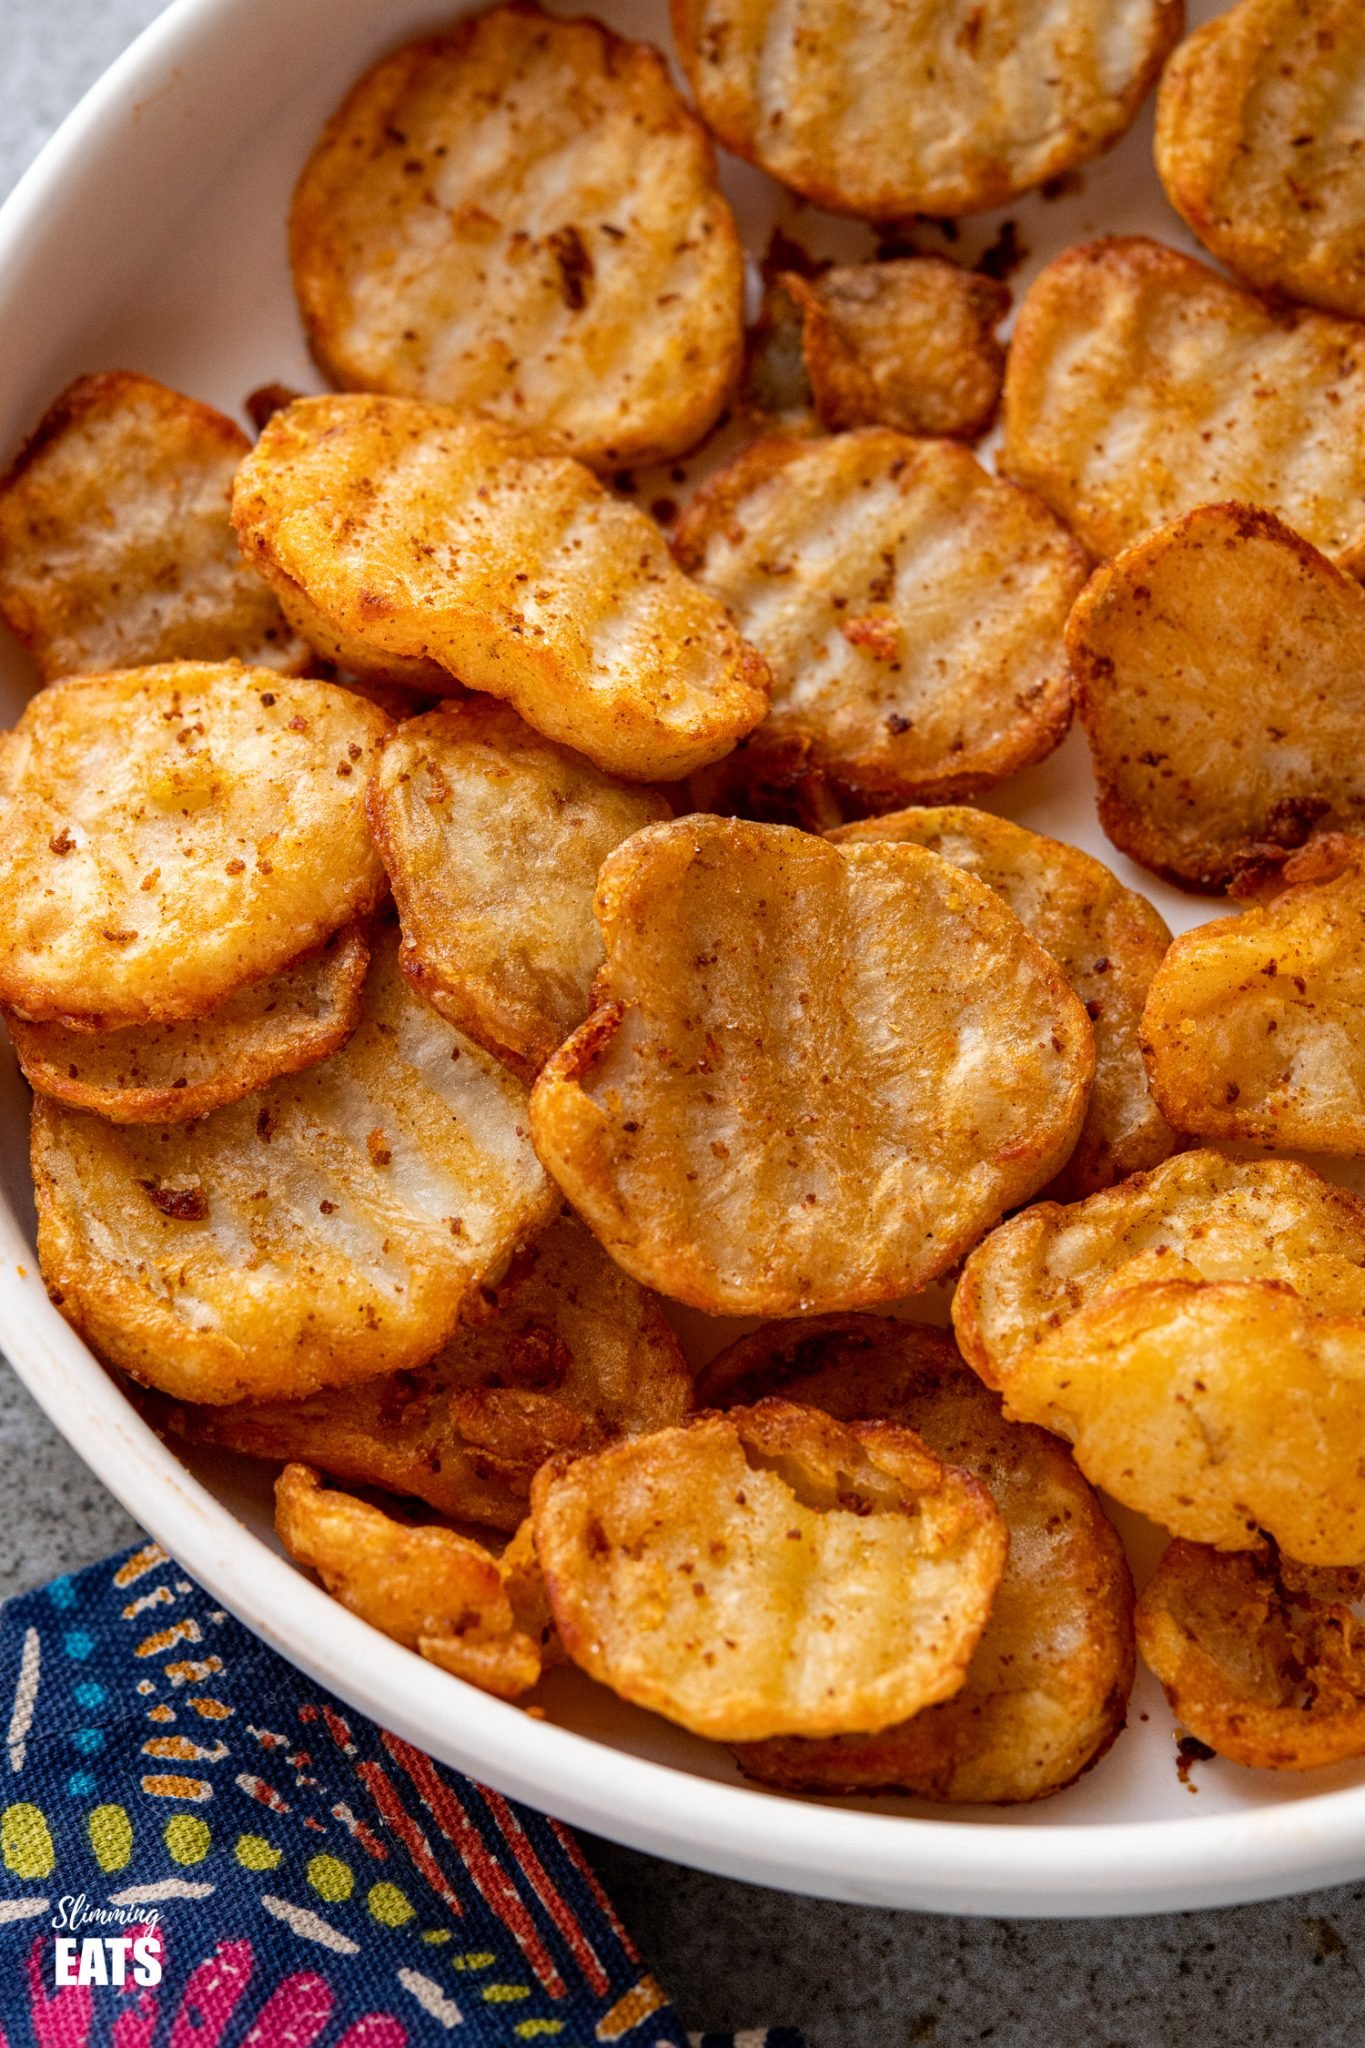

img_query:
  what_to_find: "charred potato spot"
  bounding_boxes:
[531,1399,1008,1741]
[529,817,1094,1317]
[678,431,1083,817]
[291,2,744,468]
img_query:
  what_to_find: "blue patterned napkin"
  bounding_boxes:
[0,1545,803,2047]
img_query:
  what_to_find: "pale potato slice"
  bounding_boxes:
[786,260,1008,442]
[531,1399,1007,1741]
[0,372,307,682]
[368,699,669,1073]
[677,432,1084,816]
[979,1279,1365,1563]
[670,0,1182,218]
[1156,0,1365,323]
[700,1316,1134,1805]
[0,664,390,1029]
[953,1149,1365,1394]
[6,924,368,1124]
[1069,505,1365,891]
[290,3,743,470]
[529,817,1094,1317]
[160,1213,692,1531]
[1004,239,1365,573]
[1140,837,1365,1154]
[1137,1540,1365,1771]
[232,395,768,782]
[32,929,557,1406]
[833,807,1175,1197]
[275,1465,545,1701]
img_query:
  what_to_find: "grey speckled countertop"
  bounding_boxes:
[6,9,1365,2043]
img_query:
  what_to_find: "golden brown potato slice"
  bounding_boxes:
[6,924,368,1123]
[670,0,1182,218]
[160,1213,691,1531]
[1140,836,1365,1154]
[532,1398,1007,1741]
[833,807,1175,1197]
[290,3,743,470]
[1069,505,1365,891]
[676,432,1084,816]
[368,699,669,1073]
[0,664,390,1029]
[530,817,1093,1317]
[954,1149,1365,1393]
[1137,1539,1365,1771]
[699,1316,1134,1804]
[232,395,768,782]
[786,260,1008,442]
[1003,238,1365,573]
[977,1279,1365,1563]
[1155,0,1365,322]
[955,1151,1365,1561]
[0,372,307,683]
[275,1465,545,1701]
[33,929,557,1406]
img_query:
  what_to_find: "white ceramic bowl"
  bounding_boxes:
[4,0,1364,1917]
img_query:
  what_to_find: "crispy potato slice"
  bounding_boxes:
[1137,1540,1365,1771]
[160,1213,691,1531]
[1140,837,1365,1154]
[368,700,669,1073]
[1155,0,1365,323]
[1069,505,1365,891]
[978,1279,1365,1563]
[232,395,768,782]
[0,372,307,683]
[677,432,1083,816]
[700,1316,1133,1804]
[954,1149,1365,1393]
[275,1465,544,1701]
[0,664,390,1029]
[530,818,1093,1316]
[290,3,743,470]
[833,807,1175,1197]
[786,261,1008,442]
[670,0,1181,218]
[32,928,557,1405]
[6,924,368,1124]
[532,1398,1007,1741]
[1003,238,1365,573]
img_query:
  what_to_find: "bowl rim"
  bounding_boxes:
[4,0,1365,1917]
